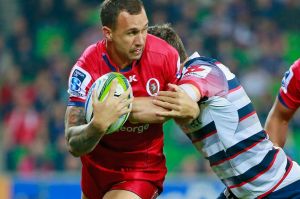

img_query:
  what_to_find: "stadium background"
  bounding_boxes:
[0,0,299,198]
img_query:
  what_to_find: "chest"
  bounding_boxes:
[123,66,166,97]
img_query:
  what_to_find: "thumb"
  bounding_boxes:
[168,83,182,92]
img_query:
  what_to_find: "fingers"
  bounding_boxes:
[120,104,132,115]
[153,98,180,111]
[120,96,133,108]
[119,87,132,100]
[92,89,98,106]
[108,79,118,98]
[154,95,178,105]
[108,80,132,102]
[118,88,133,112]
[156,110,177,117]
[157,90,178,98]
[118,97,133,115]
[168,83,183,92]
[154,89,182,111]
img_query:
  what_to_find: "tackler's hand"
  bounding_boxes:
[153,83,200,124]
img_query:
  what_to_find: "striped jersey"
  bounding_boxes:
[178,52,300,198]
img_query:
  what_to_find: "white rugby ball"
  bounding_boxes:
[84,72,132,134]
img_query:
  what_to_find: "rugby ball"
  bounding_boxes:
[84,72,132,134]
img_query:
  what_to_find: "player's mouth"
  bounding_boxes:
[132,48,142,56]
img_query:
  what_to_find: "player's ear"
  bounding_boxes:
[102,26,112,41]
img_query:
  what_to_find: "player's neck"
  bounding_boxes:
[106,42,131,69]
[180,58,189,70]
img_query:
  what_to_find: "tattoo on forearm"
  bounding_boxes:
[66,107,86,127]
[65,107,101,156]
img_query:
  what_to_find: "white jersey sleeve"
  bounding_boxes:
[178,58,228,100]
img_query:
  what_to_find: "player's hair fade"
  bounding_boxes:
[148,23,188,63]
[100,0,144,30]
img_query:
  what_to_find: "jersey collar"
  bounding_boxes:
[189,51,201,59]
[101,41,139,72]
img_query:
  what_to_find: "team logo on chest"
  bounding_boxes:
[128,75,138,83]
[146,78,160,96]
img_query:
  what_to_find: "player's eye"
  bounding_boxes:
[127,30,139,36]
[142,26,148,33]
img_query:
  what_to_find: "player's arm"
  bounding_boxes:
[154,45,200,124]
[265,97,296,147]
[65,106,106,157]
[265,60,300,147]
[129,45,199,124]
[128,87,200,124]
[154,62,228,125]
[65,81,132,157]
[153,83,201,125]
[128,97,170,123]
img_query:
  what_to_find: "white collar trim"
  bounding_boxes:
[188,51,200,60]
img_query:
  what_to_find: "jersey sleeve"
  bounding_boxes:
[278,59,300,110]
[178,62,228,99]
[67,56,93,107]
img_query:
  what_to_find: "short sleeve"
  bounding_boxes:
[67,63,93,107]
[178,61,228,99]
[278,60,300,110]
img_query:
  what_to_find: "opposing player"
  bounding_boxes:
[265,59,300,147]
[64,1,198,199]
[148,24,300,198]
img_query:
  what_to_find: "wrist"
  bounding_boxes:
[175,118,193,126]
[179,84,201,102]
[128,113,138,124]
[192,106,200,120]
[190,101,200,120]
[89,118,109,134]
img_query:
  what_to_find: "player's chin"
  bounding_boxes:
[129,53,143,60]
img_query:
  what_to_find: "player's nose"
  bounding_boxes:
[134,32,146,46]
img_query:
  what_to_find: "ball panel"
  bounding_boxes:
[98,73,115,101]
[85,81,99,122]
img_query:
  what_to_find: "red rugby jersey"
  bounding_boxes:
[67,34,179,190]
[279,59,300,110]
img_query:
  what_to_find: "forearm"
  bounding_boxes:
[265,98,294,147]
[175,84,201,125]
[66,122,106,157]
[65,106,108,157]
[130,110,168,123]
[265,113,289,148]
[151,83,201,125]
[129,97,169,123]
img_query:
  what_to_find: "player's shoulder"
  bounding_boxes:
[284,58,300,82]
[146,34,178,57]
[184,54,235,81]
[76,40,105,71]
[80,40,104,60]
[290,58,300,72]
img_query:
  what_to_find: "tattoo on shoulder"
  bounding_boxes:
[65,107,86,127]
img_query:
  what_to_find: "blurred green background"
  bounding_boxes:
[0,0,299,178]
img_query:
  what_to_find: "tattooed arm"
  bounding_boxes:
[64,106,107,157]
[65,80,133,157]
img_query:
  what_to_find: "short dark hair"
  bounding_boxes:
[148,23,188,62]
[100,0,144,30]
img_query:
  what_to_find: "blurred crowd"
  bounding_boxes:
[0,0,299,176]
